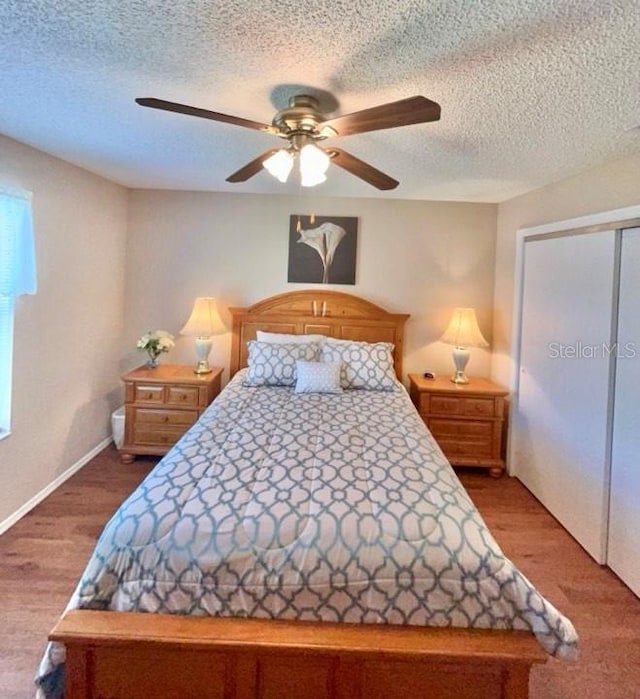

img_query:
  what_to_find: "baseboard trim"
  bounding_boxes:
[0,437,113,537]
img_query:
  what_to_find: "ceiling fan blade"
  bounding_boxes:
[320,96,440,137]
[328,148,399,190]
[136,98,272,132]
[226,149,280,183]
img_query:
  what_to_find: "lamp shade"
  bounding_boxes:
[263,144,330,187]
[300,143,330,187]
[180,297,223,337]
[263,150,294,183]
[440,308,489,348]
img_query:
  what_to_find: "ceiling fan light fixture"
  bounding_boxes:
[299,143,330,187]
[300,143,330,173]
[263,149,294,183]
[300,170,327,187]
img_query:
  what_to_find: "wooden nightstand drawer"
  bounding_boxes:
[134,426,189,446]
[429,419,493,439]
[429,395,462,415]
[461,398,495,417]
[134,384,165,403]
[134,408,199,427]
[437,438,494,459]
[166,386,200,407]
[428,396,495,417]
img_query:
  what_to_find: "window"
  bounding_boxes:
[0,188,36,437]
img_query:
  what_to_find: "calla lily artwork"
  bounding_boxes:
[287,215,358,285]
[298,222,346,284]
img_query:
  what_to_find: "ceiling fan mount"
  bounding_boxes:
[269,95,337,141]
[135,92,441,190]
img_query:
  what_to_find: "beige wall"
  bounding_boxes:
[1,129,635,531]
[0,136,128,526]
[125,190,497,381]
[492,151,640,387]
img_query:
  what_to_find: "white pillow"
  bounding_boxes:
[243,341,320,387]
[320,339,397,390]
[256,331,327,345]
[295,360,343,394]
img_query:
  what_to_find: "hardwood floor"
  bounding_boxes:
[0,448,153,699]
[461,470,640,699]
[1,445,639,698]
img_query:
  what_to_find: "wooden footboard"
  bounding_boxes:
[51,610,546,699]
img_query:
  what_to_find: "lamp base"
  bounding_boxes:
[451,370,470,384]
[193,337,213,375]
[450,346,470,384]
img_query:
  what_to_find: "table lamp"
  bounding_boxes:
[440,307,489,384]
[180,297,223,374]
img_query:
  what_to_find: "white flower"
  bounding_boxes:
[136,330,175,359]
[298,222,347,284]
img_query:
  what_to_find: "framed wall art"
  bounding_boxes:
[287,215,358,285]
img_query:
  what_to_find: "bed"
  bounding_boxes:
[37,290,577,699]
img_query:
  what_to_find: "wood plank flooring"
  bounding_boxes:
[1,445,639,698]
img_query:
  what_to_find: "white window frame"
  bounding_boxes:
[0,187,36,438]
[0,295,15,438]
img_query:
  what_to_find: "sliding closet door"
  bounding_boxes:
[514,231,617,563]
[608,227,640,595]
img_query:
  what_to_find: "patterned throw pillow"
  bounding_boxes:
[294,360,343,394]
[243,341,320,386]
[320,339,397,390]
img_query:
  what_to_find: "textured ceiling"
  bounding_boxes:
[1,0,639,202]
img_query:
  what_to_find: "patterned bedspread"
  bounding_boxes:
[36,370,577,696]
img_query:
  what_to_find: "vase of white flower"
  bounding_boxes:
[136,330,175,368]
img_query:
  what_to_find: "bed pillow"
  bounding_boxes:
[320,339,397,390]
[256,331,327,345]
[243,341,320,387]
[294,360,343,394]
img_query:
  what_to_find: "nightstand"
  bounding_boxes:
[408,374,508,477]
[119,364,223,463]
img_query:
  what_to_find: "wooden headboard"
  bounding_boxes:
[229,290,410,379]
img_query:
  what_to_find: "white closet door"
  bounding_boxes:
[608,227,640,595]
[514,231,617,563]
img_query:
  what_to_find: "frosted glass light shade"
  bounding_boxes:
[180,297,223,374]
[263,144,330,187]
[300,170,327,187]
[263,150,294,183]
[440,308,489,384]
[300,144,329,187]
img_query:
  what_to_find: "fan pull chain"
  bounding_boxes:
[296,214,316,231]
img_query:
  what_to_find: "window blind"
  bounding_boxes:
[0,188,36,297]
[0,187,36,435]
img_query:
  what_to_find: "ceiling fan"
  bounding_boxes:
[135,94,441,190]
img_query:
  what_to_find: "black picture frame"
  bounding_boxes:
[287,215,358,285]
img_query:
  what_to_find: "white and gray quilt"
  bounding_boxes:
[36,370,578,696]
